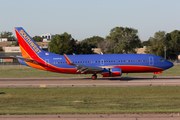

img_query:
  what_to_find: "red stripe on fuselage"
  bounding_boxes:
[110,65,164,73]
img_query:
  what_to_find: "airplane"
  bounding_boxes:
[5,27,175,79]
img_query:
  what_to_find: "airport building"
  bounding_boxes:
[0,38,8,42]
[0,43,21,62]
[5,46,21,53]
[41,33,54,42]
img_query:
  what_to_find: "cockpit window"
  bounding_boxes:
[158,58,165,61]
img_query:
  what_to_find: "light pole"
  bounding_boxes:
[164,46,166,59]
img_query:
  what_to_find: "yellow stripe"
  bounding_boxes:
[39,85,46,87]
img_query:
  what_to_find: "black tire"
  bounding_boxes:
[153,75,157,79]
[91,74,97,80]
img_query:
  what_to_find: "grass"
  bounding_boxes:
[0,65,180,78]
[0,87,180,114]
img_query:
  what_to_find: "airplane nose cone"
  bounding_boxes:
[162,60,174,70]
[167,61,174,69]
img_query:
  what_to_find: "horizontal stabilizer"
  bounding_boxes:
[0,56,39,64]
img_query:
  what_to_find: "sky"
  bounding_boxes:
[0,0,180,41]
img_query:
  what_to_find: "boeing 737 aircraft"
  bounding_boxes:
[8,27,174,79]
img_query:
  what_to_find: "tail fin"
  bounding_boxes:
[15,27,44,59]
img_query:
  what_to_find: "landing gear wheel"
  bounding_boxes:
[91,74,97,80]
[153,75,157,79]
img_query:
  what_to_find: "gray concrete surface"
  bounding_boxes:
[0,77,180,87]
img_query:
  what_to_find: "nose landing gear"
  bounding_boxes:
[153,75,157,79]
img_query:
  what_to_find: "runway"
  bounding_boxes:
[0,77,180,87]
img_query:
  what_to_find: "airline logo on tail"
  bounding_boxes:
[18,29,41,54]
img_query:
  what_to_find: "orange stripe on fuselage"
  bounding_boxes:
[26,62,47,71]
[19,45,46,70]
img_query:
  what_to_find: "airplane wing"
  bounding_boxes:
[64,54,104,73]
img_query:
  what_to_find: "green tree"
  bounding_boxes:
[105,27,141,54]
[163,33,176,59]
[145,31,166,57]
[0,31,15,41]
[48,32,93,55]
[77,42,93,54]
[48,32,76,55]
[32,36,43,42]
[82,36,104,48]
[142,40,152,46]
[164,30,180,60]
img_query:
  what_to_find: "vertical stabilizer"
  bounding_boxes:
[15,27,44,59]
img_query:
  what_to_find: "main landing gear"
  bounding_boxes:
[91,74,97,80]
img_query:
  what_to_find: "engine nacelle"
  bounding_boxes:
[102,67,122,77]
